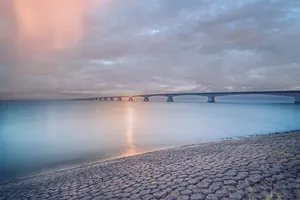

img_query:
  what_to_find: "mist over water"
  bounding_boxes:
[1,97,300,182]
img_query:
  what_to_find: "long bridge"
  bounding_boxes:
[76,90,300,103]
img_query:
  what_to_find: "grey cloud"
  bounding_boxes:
[0,0,300,99]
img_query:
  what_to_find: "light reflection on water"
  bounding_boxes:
[124,105,137,157]
[0,99,300,182]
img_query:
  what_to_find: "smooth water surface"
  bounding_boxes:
[1,98,300,182]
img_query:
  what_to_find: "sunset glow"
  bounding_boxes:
[13,0,86,55]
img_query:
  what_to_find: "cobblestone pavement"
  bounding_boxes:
[1,132,300,200]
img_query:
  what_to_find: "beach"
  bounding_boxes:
[0,131,299,200]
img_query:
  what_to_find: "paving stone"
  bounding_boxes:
[177,195,189,200]
[205,194,219,200]
[190,193,205,200]
[121,193,131,198]
[197,179,212,189]
[142,194,153,200]
[166,190,180,199]
[229,190,246,200]
[91,195,103,200]
[187,184,197,190]
[214,189,228,199]
[180,189,192,195]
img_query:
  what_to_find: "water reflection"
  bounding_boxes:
[123,104,136,157]
[1,101,300,182]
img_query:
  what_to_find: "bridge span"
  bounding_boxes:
[79,90,300,103]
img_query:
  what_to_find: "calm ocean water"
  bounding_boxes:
[1,96,300,182]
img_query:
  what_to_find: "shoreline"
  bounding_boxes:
[1,130,300,199]
[1,129,299,185]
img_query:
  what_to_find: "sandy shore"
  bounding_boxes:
[0,131,300,200]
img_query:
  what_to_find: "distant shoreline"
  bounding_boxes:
[220,129,300,140]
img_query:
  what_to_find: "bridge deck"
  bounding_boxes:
[79,90,300,103]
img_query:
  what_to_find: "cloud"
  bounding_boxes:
[0,0,300,99]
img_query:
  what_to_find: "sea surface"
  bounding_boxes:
[1,96,300,182]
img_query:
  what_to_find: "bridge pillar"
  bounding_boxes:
[129,97,134,102]
[207,96,215,103]
[110,98,114,101]
[104,98,108,101]
[167,96,174,102]
[118,98,122,101]
[144,97,149,102]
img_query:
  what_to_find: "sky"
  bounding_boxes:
[0,0,300,99]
